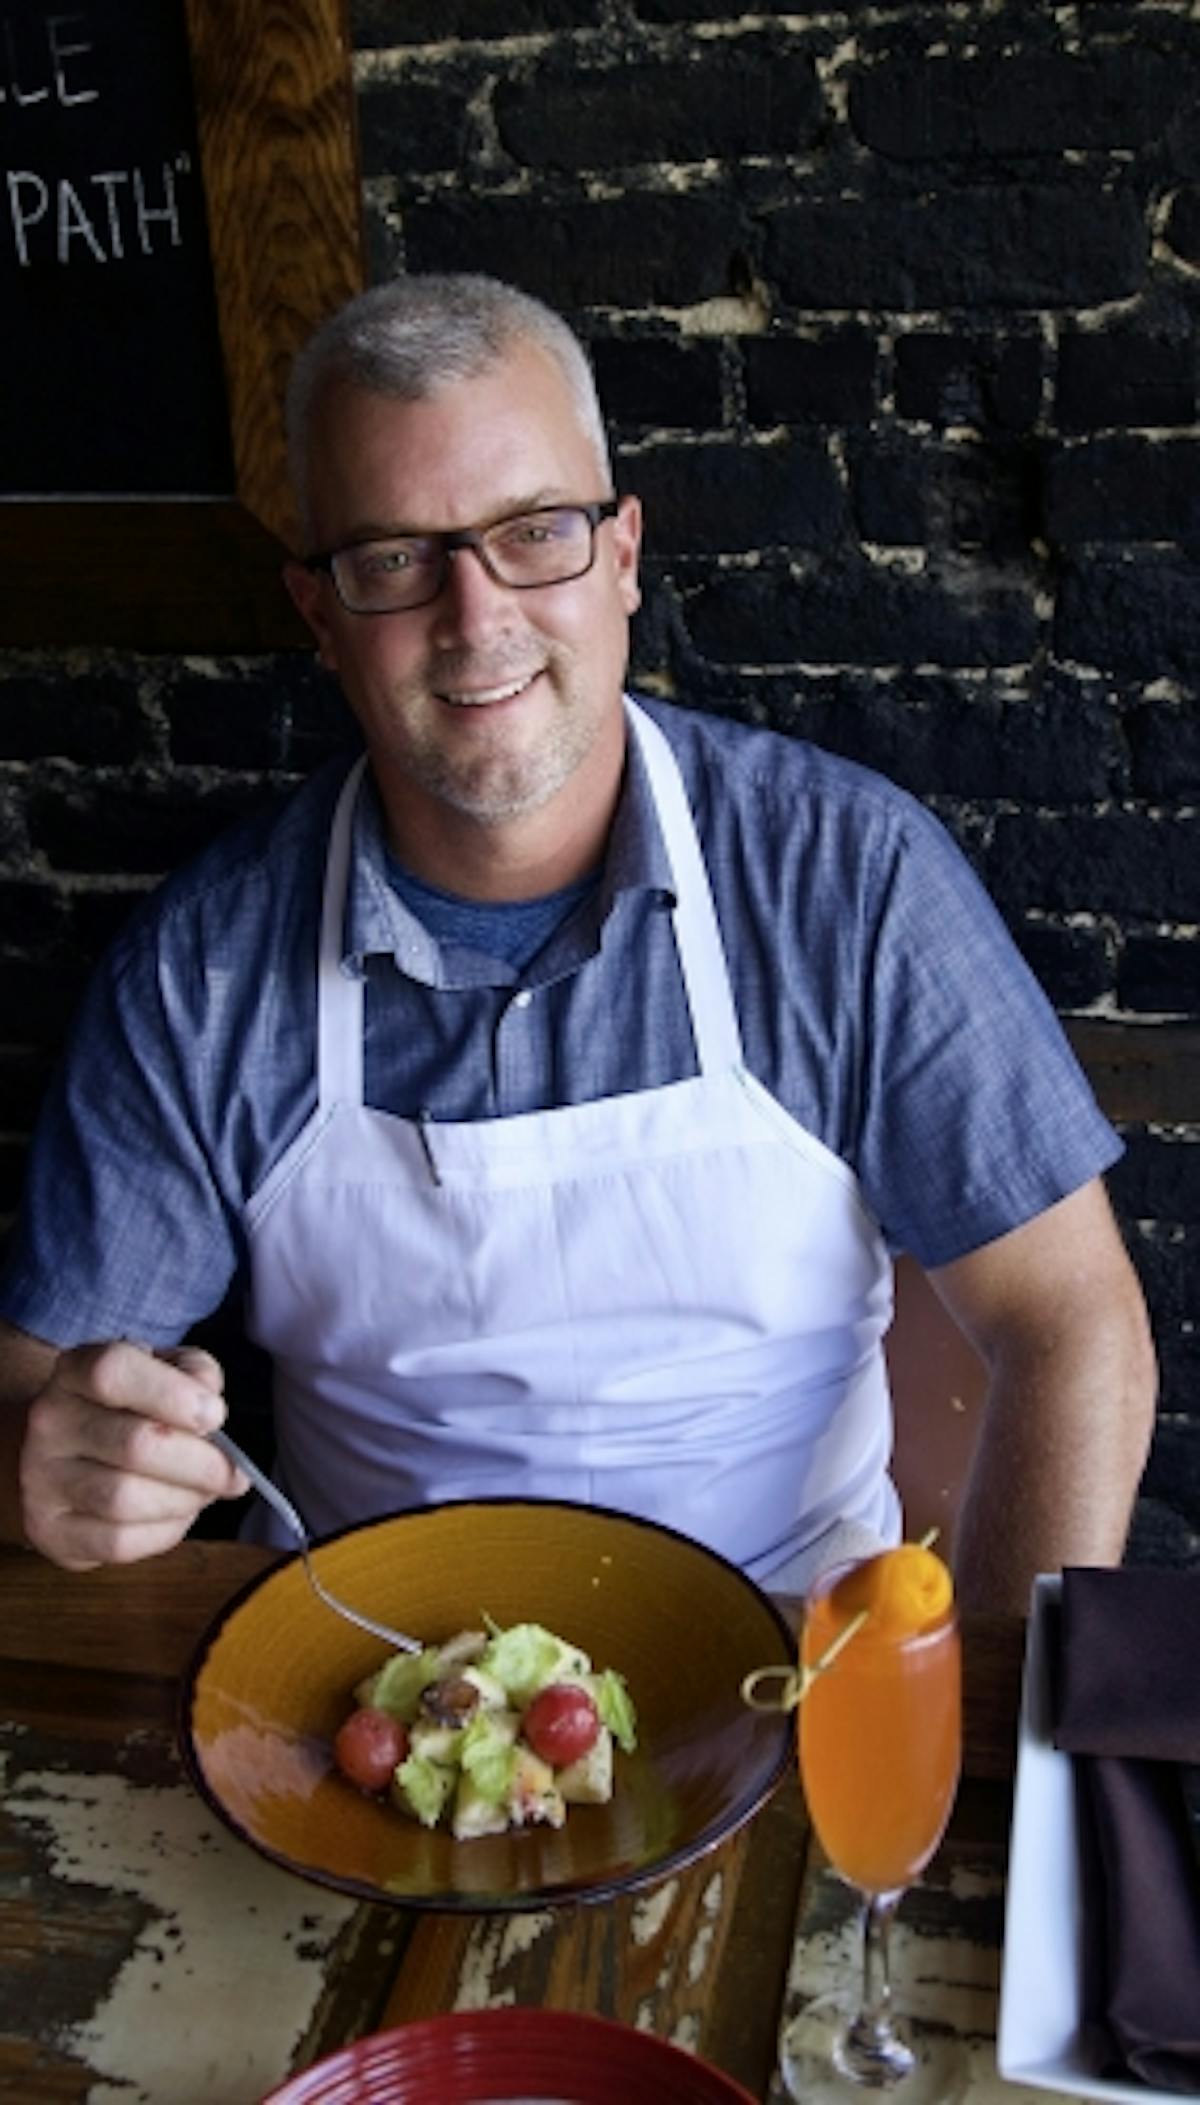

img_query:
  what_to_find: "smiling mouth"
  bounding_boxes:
[435,671,542,708]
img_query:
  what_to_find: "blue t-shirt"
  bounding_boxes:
[0,695,1120,1348]
[385,856,600,971]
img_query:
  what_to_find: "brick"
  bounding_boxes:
[628,437,843,555]
[764,190,1145,311]
[1153,1326,1200,1417]
[1126,702,1200,800]
[70,886,156,962]
[1056,554,1200,675]
[1057,329,1196,433]
[1110,1129,1200,1224]
[1118,935,1200,1017]
[635,0,856,15]
[1068,1017,1200,1126]
[495,43,822,168]
[0,783,29,861]
[0,1045,55,1133]
[356,80,473,177]
[167,676,283,770]
[743,332,877,427]
[1126,1494,1199,1567]
[590,338,724,432]
[282,681,360,774]
[849,50,1187,159]
[363,204,403,287]
[0,878,67,946]
[894,333,1042,433]
[1139,1419,1200,1532]
[788,673,1122,803]
[166,661,352,773]
[0,1136,28,1215]
[1164,187,1200,266]
[353,0,599,40]
[1014,920,1116,1012]
[681,559,1036,668]
[29,779,280,878]
[0,677,146,765]
[0,953,90,1044]
[1045,437,1200,543]
[1125,1221,1200,1325]
[849,449,925,545]
[850,438,1036,557]
[985,810,1199,922]
[405,194,749,309]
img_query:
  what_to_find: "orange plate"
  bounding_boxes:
[179,1498,793,1912]
[263,2008,758,2103]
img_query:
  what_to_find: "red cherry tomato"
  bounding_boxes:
[333,1707,409,1792]
[522,1683,600,1767]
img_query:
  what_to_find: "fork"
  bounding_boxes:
[209,1427,422,1654]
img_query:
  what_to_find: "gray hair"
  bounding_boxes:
[287,273,612,537]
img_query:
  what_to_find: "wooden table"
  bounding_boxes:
[0,1540,1034,2104]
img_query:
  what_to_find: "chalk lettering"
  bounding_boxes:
[131,159,181,254]
[0,11,98,109]
[7,168,45,260]
[58,173,104,259]
[6,156,191,264]
[49,12,96,105]
[91,168,125,257]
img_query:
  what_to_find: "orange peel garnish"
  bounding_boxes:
[826,1542,952,1639]
[739,1532,950,1713]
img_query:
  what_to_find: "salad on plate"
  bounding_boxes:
[331,1618,638,1841]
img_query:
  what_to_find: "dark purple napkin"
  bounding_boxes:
[1054,1566,1200,2093]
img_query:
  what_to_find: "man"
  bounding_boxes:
[0,274,1156,1611]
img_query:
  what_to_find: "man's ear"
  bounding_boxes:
[284,561,340,672]
[612,493,642,618]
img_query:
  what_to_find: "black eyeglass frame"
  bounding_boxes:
[304,498,622,615]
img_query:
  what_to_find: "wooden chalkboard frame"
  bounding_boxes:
[0,0,365,651]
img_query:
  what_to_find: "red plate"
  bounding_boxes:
[262,2007,758,2103]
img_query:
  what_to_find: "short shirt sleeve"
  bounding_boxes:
[851,791,1122,1268]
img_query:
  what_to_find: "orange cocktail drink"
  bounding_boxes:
[798,1553,961,1895]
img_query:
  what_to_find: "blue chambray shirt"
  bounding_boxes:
[0,695,1121,1348]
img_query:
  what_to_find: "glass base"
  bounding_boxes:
[779,1993,971,2104]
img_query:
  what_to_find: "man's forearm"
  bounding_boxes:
[950,1313,1157,1615]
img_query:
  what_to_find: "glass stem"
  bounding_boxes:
[859,1890,901,2035]
[837,1888,915,2084]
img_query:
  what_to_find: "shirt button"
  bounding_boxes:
[513,989,533,1009]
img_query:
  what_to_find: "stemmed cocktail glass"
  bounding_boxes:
[748,1544,964,2104]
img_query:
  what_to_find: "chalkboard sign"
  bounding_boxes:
[1,0,235,496]
[0,0,365,647]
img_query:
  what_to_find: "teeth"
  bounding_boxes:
[440,675,535,707]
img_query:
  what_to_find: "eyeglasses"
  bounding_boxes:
[305,499,621,615]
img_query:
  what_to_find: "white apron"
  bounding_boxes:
[243,701,900,1586]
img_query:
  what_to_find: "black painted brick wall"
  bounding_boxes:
[1,0,1197,1561]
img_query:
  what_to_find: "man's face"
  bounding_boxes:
[286,341,642,852]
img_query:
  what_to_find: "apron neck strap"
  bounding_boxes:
[317,755,369,1106]
[626,700,745,1073]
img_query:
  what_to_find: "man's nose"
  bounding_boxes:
[428,543,515,643]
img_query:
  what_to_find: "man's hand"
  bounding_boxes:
[11,1336,249,1570]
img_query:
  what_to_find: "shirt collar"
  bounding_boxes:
[340,698,677,979]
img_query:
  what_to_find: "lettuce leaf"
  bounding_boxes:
[460,1712,519,1805]
[361,1646,441,1722]
[394,1753,455,1828]
[593,1667,638,1753]
[479,1621,591,1704]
